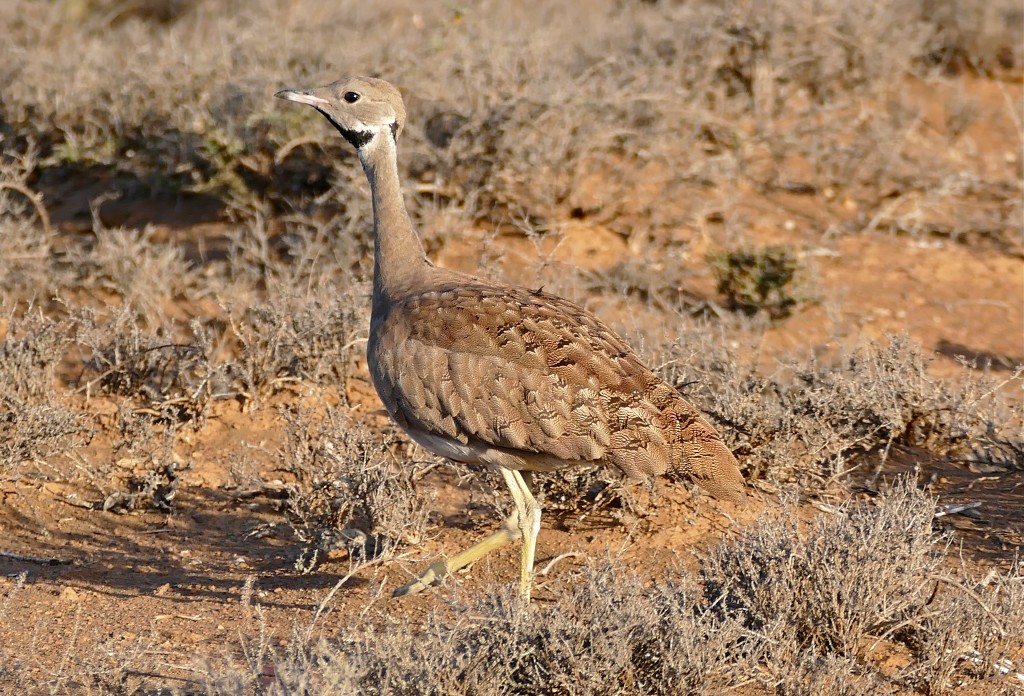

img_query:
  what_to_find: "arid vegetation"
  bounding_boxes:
[0,0,1021,693]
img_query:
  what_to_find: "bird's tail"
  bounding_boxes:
[668,406,748,504]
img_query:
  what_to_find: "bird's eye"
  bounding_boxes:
[344,91,360,103]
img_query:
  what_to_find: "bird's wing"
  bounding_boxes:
[371,283,682,472]
[372,282,747,501]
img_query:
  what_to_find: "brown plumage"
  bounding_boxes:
[276,76,746,601]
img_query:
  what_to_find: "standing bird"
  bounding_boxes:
[275,77,747,602]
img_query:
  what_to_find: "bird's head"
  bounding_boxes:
[275,76,406,150]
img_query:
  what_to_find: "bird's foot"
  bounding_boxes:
[392,559,450,597]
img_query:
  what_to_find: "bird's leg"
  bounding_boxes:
[501,468,541,602]
[392,511,521,597]
[392,469,541,599]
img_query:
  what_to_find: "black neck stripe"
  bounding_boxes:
[319,109,374,148]
[339,126,373,149]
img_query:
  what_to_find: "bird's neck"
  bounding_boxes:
[359,134,427,311]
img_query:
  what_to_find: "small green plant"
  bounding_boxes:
[708,245,800,319]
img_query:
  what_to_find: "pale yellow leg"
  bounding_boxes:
[392,469,540,600]
[501,468,541,602]
[392,512,519,597]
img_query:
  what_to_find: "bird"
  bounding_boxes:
[275,76,747,602]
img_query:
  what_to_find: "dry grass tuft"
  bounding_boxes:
[703,482,941,656]
[278,405,430,573]
[662,332,1023,493]
[197,485,1020,695]
[225,286,367,408]
[0,310,90,475]
[76,306,220,423]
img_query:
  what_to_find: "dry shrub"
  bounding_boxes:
[98,407,185,513]
[0,310,90,474]
[663,332,1023,493]
[0,143,58,301]
[0,218,57,305]
[213,212,372,406]
[701,482,1024,692]
[210,561,755,696]
[223,209,373,291]
[0,573,27,685]
[1,0,1018,239]
[0,404,90,477]
[77,306,223,424]
[225,284,367,408]
[0,568,156,694]
[68,225,199,323]
[771,652,892,696]
[184,486,1022,695]
[539,465,656,535]
[906,560,1024,694]
[278,405,430,573]
[702,483,942,657]
[0,308,74,402]
[100,453,184,514]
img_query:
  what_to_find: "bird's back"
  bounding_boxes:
[367,269,746,503]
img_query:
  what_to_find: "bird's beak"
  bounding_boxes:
[274,88,330,108]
